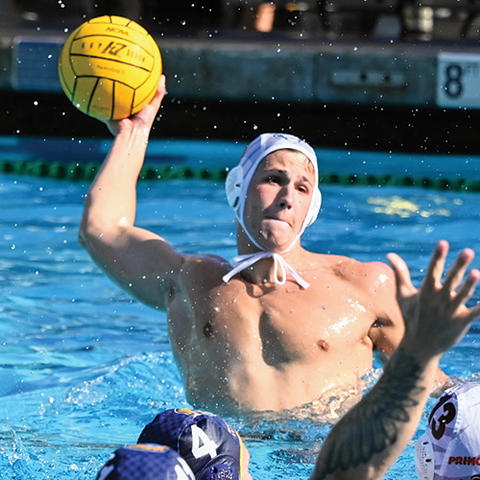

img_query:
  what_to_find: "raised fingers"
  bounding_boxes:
[443,248,475,293]
[465,302,480,325]
[387,252,415,298]
[450,268,480,314]
[421,240,449,291]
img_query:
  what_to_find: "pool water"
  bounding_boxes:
[1,166,480,479]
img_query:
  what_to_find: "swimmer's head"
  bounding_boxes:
[96,444,195,480]
[225,133,321,251]
[138,408,252,480]
[415,382,480,480]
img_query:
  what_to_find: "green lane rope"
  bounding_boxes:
[1,158,480,192]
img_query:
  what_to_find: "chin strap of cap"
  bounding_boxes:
[222,250,310,289]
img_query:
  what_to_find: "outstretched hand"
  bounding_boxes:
[103,75,167,136]
[387,240,480,360]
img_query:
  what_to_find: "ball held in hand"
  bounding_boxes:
[58,15,162,120]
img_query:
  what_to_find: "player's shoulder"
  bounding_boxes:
[328,254,394,291]
[182,253,230,271]
[172,253,232,292]
[177,253,232,282]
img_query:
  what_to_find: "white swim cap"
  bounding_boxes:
[225,133,322,251]
[415,382,480,480]
[223,133,321,288]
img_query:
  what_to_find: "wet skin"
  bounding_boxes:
[79,81,430,416]
[163,151,406,414]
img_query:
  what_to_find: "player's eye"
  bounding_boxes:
[265,175,280,184]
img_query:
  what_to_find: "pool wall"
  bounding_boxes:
[0,34,438,107]
[2,23,480,153]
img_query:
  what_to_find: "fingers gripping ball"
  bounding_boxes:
[58,15,162,120]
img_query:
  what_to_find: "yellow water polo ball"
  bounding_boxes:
[58,15,162,120]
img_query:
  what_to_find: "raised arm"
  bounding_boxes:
[367,261,450,392]
[311,241,480,480]
[79,76,183,310]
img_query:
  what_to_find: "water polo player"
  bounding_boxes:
[97,240,480,479]
[416,382,480,480]
[80,76,447,415]
[138,408,252,480]
[97,408,252,480]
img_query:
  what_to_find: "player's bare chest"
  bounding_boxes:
[197,280,373,346]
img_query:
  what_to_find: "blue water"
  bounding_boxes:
[1,163,480,479]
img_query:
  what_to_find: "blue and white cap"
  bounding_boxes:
[415,382,480,480]
[96,444,195,480]
[138,408,247,480]
[223,133,321,288]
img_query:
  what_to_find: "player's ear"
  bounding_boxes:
[226,166,243,210]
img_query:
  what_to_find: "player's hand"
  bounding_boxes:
[103,75,166,136]
[387,240,480,361]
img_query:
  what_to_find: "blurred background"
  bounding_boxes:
[4,0,480,40]
[2,0,480,152]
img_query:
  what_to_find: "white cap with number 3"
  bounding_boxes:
[415,382,480,480]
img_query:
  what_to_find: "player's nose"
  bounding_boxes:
[277,184,294,209]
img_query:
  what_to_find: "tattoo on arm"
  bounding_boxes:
[314,348,425,479]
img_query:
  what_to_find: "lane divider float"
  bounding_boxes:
[1,159,479,192]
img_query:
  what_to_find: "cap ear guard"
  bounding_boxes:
[225,166,243,210]
[415,432,435,480]
[304,187,322,227]
[197,463,236,480]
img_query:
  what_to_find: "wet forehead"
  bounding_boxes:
[258,149,315,177]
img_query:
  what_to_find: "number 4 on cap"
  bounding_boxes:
[191,424,218,460]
